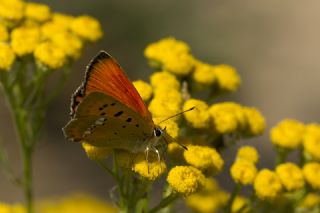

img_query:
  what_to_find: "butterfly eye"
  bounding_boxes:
[154,128,162,137]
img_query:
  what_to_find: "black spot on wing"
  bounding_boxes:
[126,118,132,122]
[114,111,123,117]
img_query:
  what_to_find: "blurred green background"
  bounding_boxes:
[1,0,320,209]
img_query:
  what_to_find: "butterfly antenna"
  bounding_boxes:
[158,106,195,125]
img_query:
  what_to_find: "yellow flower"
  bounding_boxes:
[192,60,216,87]
[0,203,11,213]
[213,64,240,92]
[150,71,180,91]
[132,152,166,181]
[167,166,206,196]
[275,162,305,191]
[34,42,67,69]
[303,162,320,190]
[52,13,75,28]
[299,193,320,208]
[148,89,182,119]
[81,142,112,161]
[303,123,320,160]
[38,193,117,213]
[230,159,257,185]
[41,21,68,39]
[133,80,153,102]
[115,150,166,180]
[254,169,283,201]
[236,146,259,164]
[183,99,210,129]
[0,23,8,41]
[243,107,266,136]
[144,37,194,75]
[70,15,103,42]
[25,2,51,22]
[0,43,15,71]
[11,26,41,56]
[153,118,180,139]
[232,196,249,213]
[186,178,229,213]
[50,31,83,59]
[270,119,305,149]
[184,145,224,175]
[209,102,245,134]
[0,0,24,23]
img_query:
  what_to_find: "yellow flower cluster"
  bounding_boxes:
[167,166,206,196]
[231,146,258,185]
[192,61,241,93]
[303,162,320,190]
[270,119,305,149]
[183,99,210,129]
[299,193,320,209]
[253,169,283,201]
[0,0,103,70]
[133,80,153,102]
[209,102,266,136]
[115,150,166,181]
[186,178,229,213]
[144,37,194,75]
[145,37,241,96]
[0,43,15,71]
[0,193,117,213]
[275,162,305,191]
[303,123,320,160]
[148,71,182,138]
[184,145,223,175]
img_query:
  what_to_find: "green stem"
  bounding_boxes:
[148,193,179,213]
[22,147,33,213]
[275,147,288,166]
[225,183,242,213]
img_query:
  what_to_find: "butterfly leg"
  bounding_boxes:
[145,146,150,174]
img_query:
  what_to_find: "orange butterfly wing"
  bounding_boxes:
[70,51,153,127]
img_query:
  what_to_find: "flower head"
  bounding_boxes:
[25,2,51,22]
[232,196,249,213]
[254,169,283,201]
[231,159,257,185]
[243,107,266,136]
[0,0,24,23]
[299,193,320,209]
[303,123,320,160]
[192,60,216,87]
[303,162,320,190]
[0,43,15,71]
[11,26,41,56]
[213,64,240,92]
[50,31,83,59]
[81,142,112,161]
[270,119,305,149]
[275,162,305,191]
[183,99,210,129]
[52,13,75,28]
[70,15,103,42]
[133,80,153,102]
[132,152,166,181]
[144,37,194,75]
[41,21,68,39]
[167,166,206,196]
[209,102,245,134]
[236,146,259,164]
[0,23,8,41]
[150,71,180,91]
[34,41,67,70]
[38,193,117,213]
[184,145,224,175]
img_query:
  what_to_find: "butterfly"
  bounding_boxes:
[63,51,178,160]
